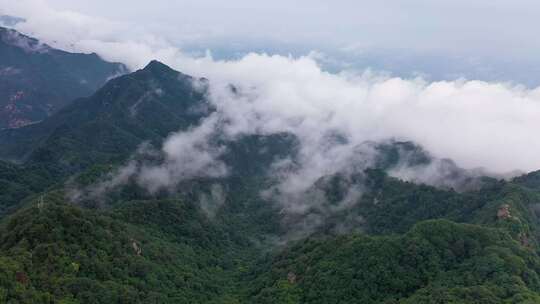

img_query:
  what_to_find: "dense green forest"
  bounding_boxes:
[1,52,540,303]
[2,165,540,303]
[250,219,540,304]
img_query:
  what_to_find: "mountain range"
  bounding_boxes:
[1,28,540,303]
[0,26,127,129]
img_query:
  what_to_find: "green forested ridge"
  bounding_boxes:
[514,170,540,191]
[0,169,539,303]
[0,60,211,213]
[0,193,254,303]
[0,60,208,170]
[250,220,540,304]
[0,60,540,303]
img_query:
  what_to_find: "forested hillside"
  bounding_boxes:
[1,59,540,303]
[0,26,127,129]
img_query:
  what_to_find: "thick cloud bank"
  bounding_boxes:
[197,55,540,174]
[3,0,540,176]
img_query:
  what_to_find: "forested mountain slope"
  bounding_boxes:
[0,61,540,303]
[0,60,208,172]
[0,27,127,129]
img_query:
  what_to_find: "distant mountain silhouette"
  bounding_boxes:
[0,26,127,129]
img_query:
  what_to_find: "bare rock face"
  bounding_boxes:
[15,271,29,285]
[497,204,512,220]
[287,272,297,284]
[131,239,142,256]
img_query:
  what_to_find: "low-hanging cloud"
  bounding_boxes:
[198,55,540,174]
[4,1,540,198]
[136,114,227,193]
[70,116,227,202]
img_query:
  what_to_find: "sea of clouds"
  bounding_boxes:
[4,1,540,227]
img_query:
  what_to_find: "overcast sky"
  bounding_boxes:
[2,0,540,56]
[3,0,540,84]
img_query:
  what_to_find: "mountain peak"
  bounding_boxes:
[143,60,175,74]
[139,60,194,84]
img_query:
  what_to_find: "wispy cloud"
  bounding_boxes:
[7,0,540,219]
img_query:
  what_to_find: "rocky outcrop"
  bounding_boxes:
[131,239,142,256]
[497,204,512,220]
[287,272,297,284]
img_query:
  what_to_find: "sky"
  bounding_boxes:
[26,0,540,56]
[3,0,540,84]
[1,0,540,177]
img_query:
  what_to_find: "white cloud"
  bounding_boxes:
[3,0,540,180]
[191,54,540,174]
[136,114,227,193]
